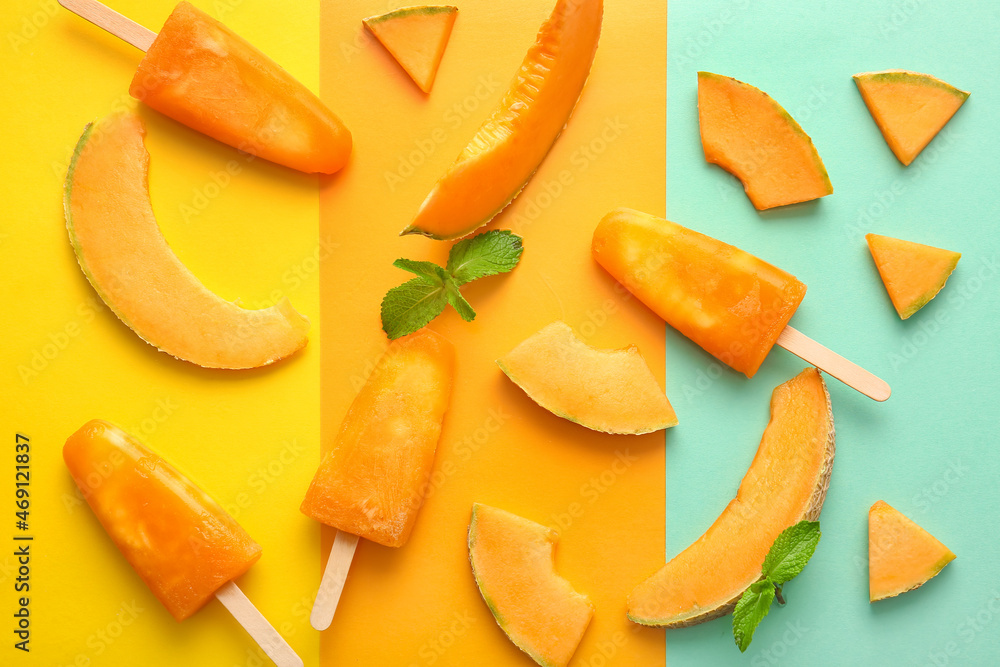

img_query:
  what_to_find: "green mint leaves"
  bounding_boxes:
[381,230,524,339]
[733,520,821,653]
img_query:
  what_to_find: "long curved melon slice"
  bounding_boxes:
[64,112,309,368]
[469,503,593,667]
[627,368,834,627]
[698,71,833,210]
[866,233,960,319]
[869,500,955,602]
[364,6,458,93]
[403,0,603,239]
[854,70,969,166]
[497,321,677,434]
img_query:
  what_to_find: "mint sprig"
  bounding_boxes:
[733,520,820,652]
[381,230,524,339]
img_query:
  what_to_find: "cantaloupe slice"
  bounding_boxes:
[403,0,603,239]
[869,500,955,602]
[866,233,960,319]
[364,6,458,93]
[64,112,309,368]
[468,503,593,667]
[697,71,833,210]
[854,70,969,166]
[627,368,834,627]
[497,321,677,434]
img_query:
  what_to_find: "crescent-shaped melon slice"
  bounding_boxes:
[469,503,593,667]
[698,71,833,210]
[497,321,677,434]
[869,500,955,602]
[403,0,603,239]
[866,233,961,319]
[627,368,834,627]
[64,112,309,369]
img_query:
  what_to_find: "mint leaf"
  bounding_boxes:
[446,282,476,322]
[762,520,821,585]
[733,580,775,653]
[447,230,524,286]
[380,278,448,339]
[393,259,449,284]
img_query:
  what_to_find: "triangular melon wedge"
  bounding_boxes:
[866,233,960,319]
[468,504,593,667]
[364,6,458,93]
[854,70,969,166]
[497,321,678,434]
[698,71,833,210]
[869,500,955,602]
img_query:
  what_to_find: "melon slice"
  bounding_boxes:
[853,70,969,166]
[364,6,458,93]
[866,233,960,319]
[64,112,309,368]
[697,71,833,210]
[468,503,593,667]
[627,368,834,627]
[497,321,677,434]
[869,500,955,602]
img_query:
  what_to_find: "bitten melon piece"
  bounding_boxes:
[627,368,834,626]
[364,6,458,93]
[866,234,960,319]
[698,72,833,210]
[64,112,309,368]
[469,504,593,667]
[497,321,677,434]
[869,500,955,602]
[854,70,969,166]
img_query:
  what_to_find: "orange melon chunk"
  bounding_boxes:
[854,70,969,166]
[698,71,833,210]
[403,0,603,239]
[497,321,677,434]
[64,112,309,369]
[468,503,593,667]
[869,500,955,602]
[364,6,458,93]
[866,233,960,319]
[627,368,834,627]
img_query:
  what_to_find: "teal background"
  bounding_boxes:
[664,1,1000,665]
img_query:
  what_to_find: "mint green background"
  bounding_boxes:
[664,1,1000,665]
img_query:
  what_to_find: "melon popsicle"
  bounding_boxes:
[300,329,455,629]
[64,420,301,666]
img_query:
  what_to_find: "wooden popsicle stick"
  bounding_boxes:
[777,326,891,402]
[58,0,156,51]
[215,581,304,667]
[310,530,360,631]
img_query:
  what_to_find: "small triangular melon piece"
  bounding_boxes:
[866,233,960,319]
[468,504,593,667]
[854,70,969,166]
[869,500,955,602]
[363,6,458,93]
[497,321,678,434]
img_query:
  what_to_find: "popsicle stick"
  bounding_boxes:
[58,0,156,51]
[310,531,360,631]
[215,581,303,667]
[777,326,891,402]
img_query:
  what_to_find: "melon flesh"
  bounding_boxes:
[497,321,677,434]
[854,70,969,166]
[627,368,834,627]
[698,71,833,210]
[469,504,593,667]
[364,6,458,93]
[866,233,960,319]
[869,500,955,602]
[64,112,309,368]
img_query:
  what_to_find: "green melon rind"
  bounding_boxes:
[363,5,457,26]
[852,70,970,102]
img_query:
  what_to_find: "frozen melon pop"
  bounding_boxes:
[300,329,455,630]
[59,0,351,174]
[592,208,891,401]
[64,420,302,667]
